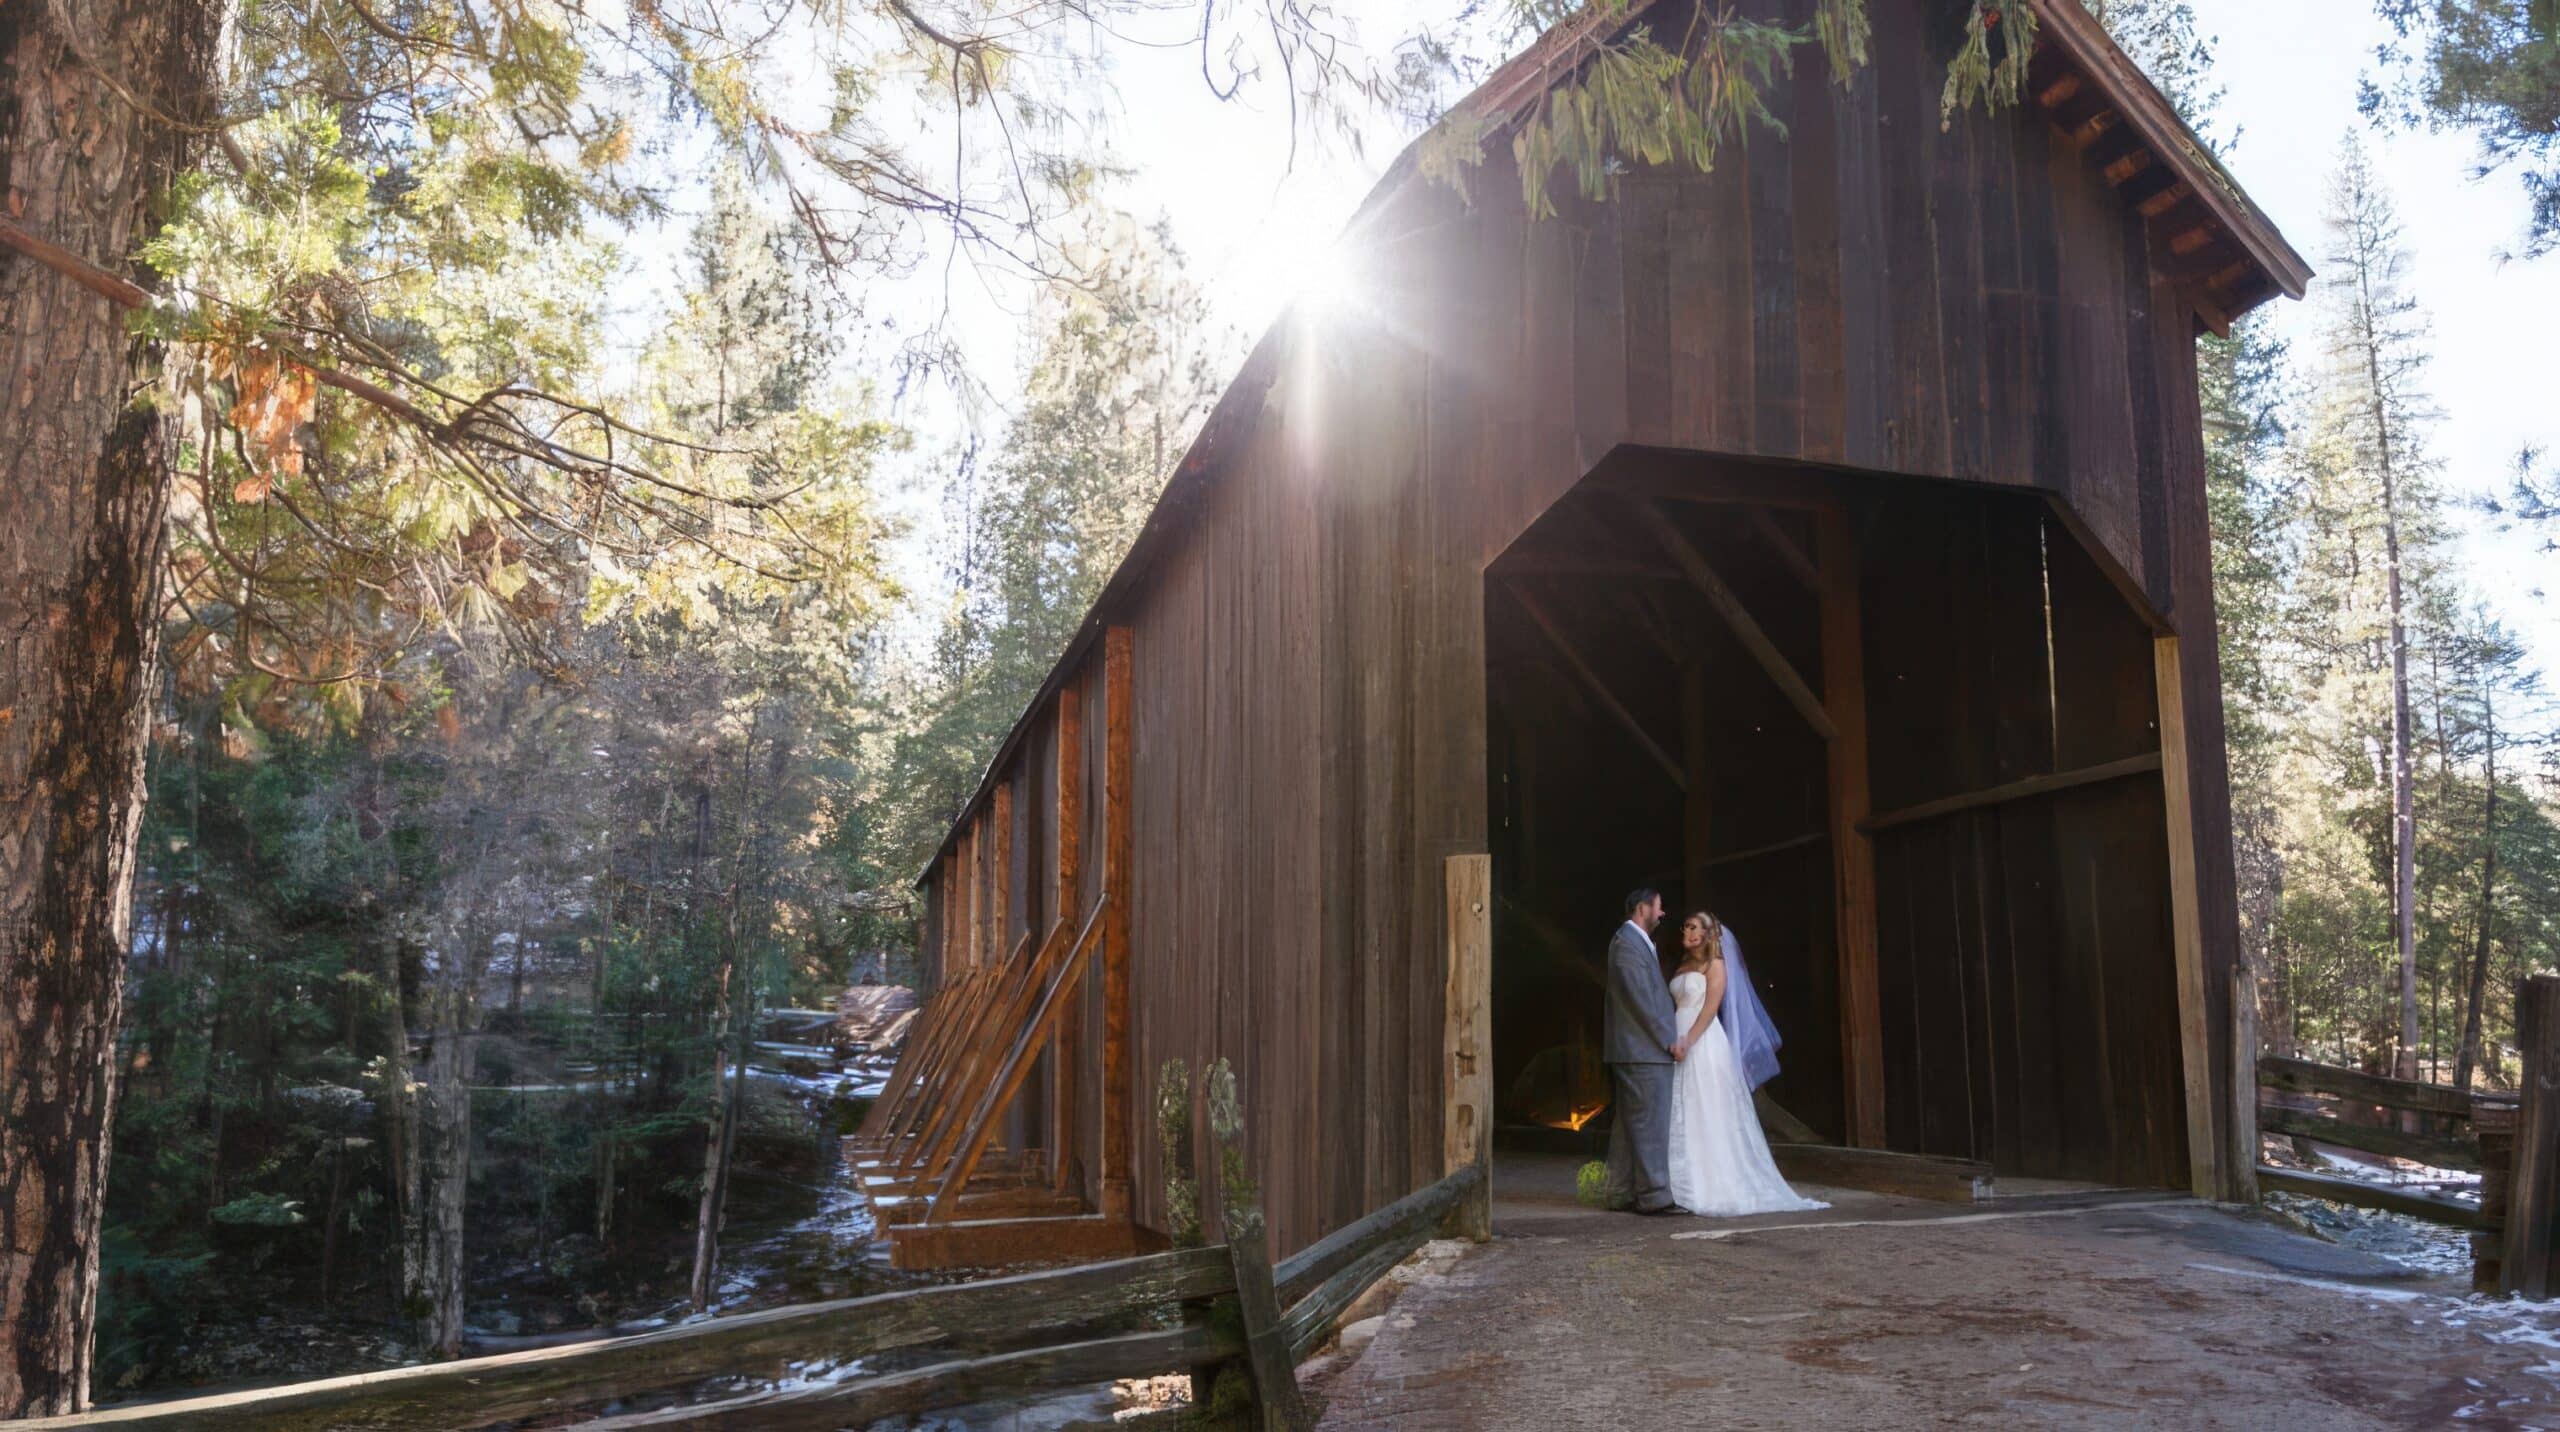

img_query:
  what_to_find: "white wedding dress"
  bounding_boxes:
[1666,970,1829,1217]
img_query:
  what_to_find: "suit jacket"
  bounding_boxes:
[1602,921,1679,1065]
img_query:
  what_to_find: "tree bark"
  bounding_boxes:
[689,955,747,1314]
[413,992,476,1359]
[0,0,220,1413]
[2457,695,2501,1092]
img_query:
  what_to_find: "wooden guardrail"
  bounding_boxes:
[2254,1054,2489,1228]
[2248,979,2560,1298]
[34,1164,1486,1431]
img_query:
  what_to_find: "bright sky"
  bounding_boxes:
[619,2,2560,691]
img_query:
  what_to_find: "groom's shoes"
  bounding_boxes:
[1632,1202,1681,1217]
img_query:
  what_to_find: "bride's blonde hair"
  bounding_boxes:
[1680,910,1724,967]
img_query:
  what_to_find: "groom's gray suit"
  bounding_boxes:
[1602,919,1680,1213]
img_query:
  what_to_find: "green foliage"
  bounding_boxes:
[1155,1058,1202,1250]
[210,1193,308,1228]
[2372,0,2560,256]
[1204,1058,1259,1237]
[1418,1,2041,218]
[1938,1,2039,133]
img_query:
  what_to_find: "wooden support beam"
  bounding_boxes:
[1506,584,1685,787]
[887,970,1010,1162]
[888,1213,1157,1272]
[1859,751,2165,835]
[878,971,993,1147]
[2102,147,2155,188]
[1101,626,1135,1222]
[1816,505,1884,1150]
[874,1186,1087,1227]
[1745,508,1820,591]
[1052,683,1085,1197]
[2137,180,2195,219]
[992,778,1014,960]
[938,858,958,982]
[1699,829,1826,869]
[912,922,1065,1176]
[1640,499,1837,743]
[952,819,967,973]
[2160,632,2222,1204]
[905,931,1047,1173]
[929,907,1109,1221]
[862,985,964,1141]
[1442,855,1493,1243]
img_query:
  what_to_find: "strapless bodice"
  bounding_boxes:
[1671,970,1710,1021]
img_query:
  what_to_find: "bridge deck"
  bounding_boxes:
[1307,1154,2558,1428]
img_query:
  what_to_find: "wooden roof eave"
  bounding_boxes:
[2023,0,2312,320]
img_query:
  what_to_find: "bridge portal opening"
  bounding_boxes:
[1483,448,2195,1190]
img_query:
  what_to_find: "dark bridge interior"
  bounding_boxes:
[1483,447,2191,1188]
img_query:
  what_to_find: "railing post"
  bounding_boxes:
[2504,974,2560,1296]
[1443,854,1492,1242]
[1227,1218,1312,1432]
[2231,960,2260,1203]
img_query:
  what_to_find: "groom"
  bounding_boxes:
[1602,887,1683,1215]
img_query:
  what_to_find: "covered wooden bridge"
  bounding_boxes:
[863,0,2307,1271]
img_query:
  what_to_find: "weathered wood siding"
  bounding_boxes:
[927,0,2246,1254]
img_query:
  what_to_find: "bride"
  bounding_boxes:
[1666,911,1828,1217]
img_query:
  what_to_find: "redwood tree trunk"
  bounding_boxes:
[0,0,218,1415]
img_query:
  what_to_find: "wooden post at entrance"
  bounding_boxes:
[2153,635,2226,1201]
[1442,855,1492,1242]
[1816,503,1885,1149]
[1101,626,1136,1222]
[1052,684,1085,1196]
[2505,975,2560,1297]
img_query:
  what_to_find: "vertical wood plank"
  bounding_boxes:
[2154,636,2222,1201]
[2506,975,2560,1296]
[993,780,1015,968]
[1102,626,1136,1221]
[1053,684,1086,1196]
[1442,854,1492,1242]
[1819,503,1885,1147]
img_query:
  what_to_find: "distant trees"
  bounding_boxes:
[2372,0,2560,257]
[2232,140,2560,1085]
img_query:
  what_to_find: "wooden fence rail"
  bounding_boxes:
[33,1165,1486,1431]
[2252,1053,2488,1234]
